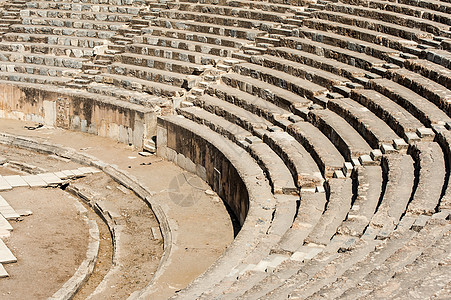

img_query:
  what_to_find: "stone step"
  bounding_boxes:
[221,72,311,112]
[351,89,423,139]
[327,97,400,149]
[308,109,373,161]
[287,121,345,178]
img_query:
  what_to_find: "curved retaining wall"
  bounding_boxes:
[155,115,276,299]
[0,82,158,148]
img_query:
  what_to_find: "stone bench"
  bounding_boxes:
[153,17,266,41]
[281,36,386,71]
[39,0,143,5]
[221,72,312,112]
[299,27,401,61]
[85,82,164,106]
[364,225,451,299]
[426,49,451,69]
[175,3,294,23]
[142,26,247,49]
[408,141,446,215]
[268,46,371,80]
[206,83,289,122]
[405,59,451,90]
[21,17,126,31]
[194,94,271,133]
[276,192,327,253]
[304,177,353,245]
[10,24,116,39]
[369,153,415,233]
[303,17,421,53]
[0,42,95,58]
[327,97,400,148]
[0,51,86,68]
[3,32,107,48]
[368,0,451,27]
[351,89,424,138]
[311,212,448,299]
[341,213,450,299]
[99,73,185,97]
[126,43,222,65]
[396,0,451,14]
[26,1,141,14]
[287,121,345,178]
[107,62,189,87]
[308,109,373,160]
[177,106,297,195]
[263,131,324,189]
[135,35,237,57]
[178,0,301,13]
[21,9,136,22]
[0,62,81,79]
[159,9,280,31]
[0,71,72,85]
[388,68,451,117]
[339,165,383,237]
[234,62,328,101]
[369,78,451,126]
[324,2,450,37]
[259,54,350,89]
[433,127,451,211]
[118,52,208,75]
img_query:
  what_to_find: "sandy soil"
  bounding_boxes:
[0,119,235,299]
[0,187,89,299]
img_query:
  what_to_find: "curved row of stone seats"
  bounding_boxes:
[232,63,328,101]
[281,35,387,71]
[158,115,297,299]
[307,108,373,160]
[386,67,451,116]
[193,93,324,189]
[229,152,413,299]
[132,35,237,58]
[295,211,450,299]
[326,97,399,148]
[303,13,428,50]
[177,104,298,195]
[205,82,345,179]
[365,0,451,26]
[367,77,451,126]
[178,0,309,13]
[404,58,451,90]
[257,54,351,89]
[320,1,451,37]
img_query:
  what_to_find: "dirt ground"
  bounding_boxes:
[0,186,90,299]
[0,119,235,299]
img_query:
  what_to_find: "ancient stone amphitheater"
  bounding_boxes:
[0,0,450,298]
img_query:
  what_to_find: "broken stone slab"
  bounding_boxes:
[2,175,27,188]
[416,127,435,140]
[359,154,378,166]
[37,173,63,185]
[370,149,383,161]
[393,138,409,151]
[0,239,16,264]
[342,162,353,177]
[0,214,12,232]
[405,131,420,143]
[0,263,8,278]
[381,144,397,154]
